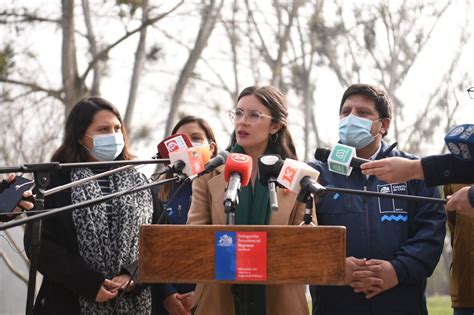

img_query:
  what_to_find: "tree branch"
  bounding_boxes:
[0,78,63,101]
[80,0,184,82]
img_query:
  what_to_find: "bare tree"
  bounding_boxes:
[288,1,324,160]
[164,0,225,136]
[310,0,470,155]
[244,0,302,91]
[1,1,184,116]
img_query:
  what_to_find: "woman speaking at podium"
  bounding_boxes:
[187,86,315,315]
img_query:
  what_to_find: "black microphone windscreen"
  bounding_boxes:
[314,148,331,163]
[258,155,283,185]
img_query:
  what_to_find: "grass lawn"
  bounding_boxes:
[428,295,452,315]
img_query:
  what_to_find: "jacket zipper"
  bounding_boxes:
[364,184,370,258]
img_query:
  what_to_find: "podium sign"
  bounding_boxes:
[139,225,346,285]
[215,231,267,281]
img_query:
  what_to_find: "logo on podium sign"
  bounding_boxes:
[215,231,267,281]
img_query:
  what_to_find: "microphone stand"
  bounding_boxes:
[224,182,240,226]
[222,181,254,315]
[24,168,49,315]
[296,188,317,226]
[2,174,183,315]
[0,176,183,231]
[267,178,279,212]
[0,158,169,315]
[300,179,447,204]
[0,159,169,174]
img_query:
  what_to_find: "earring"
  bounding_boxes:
[270,132,279,143]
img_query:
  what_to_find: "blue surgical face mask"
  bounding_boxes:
[339,115,379,149]
[85,132,125,161]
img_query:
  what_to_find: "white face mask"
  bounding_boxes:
[85,132,125,161]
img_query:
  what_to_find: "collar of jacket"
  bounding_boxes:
[377,141,398,159]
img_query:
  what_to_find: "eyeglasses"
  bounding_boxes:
[468,87,474,99]
[229,109,273,124]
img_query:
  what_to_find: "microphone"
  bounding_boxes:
[258,155,283,211]
[188,150,230,181]
[444,124,474,160]
[276,158,321,226]
[274,158,448,208]
[156,133,193,159]
[223,153,252,223]
[314,144,370,176]
[196,146,211,165]
[166,147,205,176]
[276,158,320,194]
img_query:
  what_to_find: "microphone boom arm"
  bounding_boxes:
[300,177,447,204]
[0,175,184,231]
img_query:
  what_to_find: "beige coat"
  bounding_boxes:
[187,165,315,315]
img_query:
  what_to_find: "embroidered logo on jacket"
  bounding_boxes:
[377,183,408,222]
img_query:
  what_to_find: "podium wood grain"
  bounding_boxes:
[139,225,346,285]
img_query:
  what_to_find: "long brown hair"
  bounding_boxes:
[51,97,134,162]
[159,116,218,201]
[227,85,297,160]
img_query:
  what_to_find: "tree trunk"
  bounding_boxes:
[81,0,102,96]
[62,0,86,115]
[164,0,224,136]
[124,0,149,134]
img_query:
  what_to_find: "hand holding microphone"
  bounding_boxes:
[315,144,422,183]
[360,157,424,183]
[314,144,370,176]
[360,124,474,183]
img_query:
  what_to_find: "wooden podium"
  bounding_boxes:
[138,225,346,285]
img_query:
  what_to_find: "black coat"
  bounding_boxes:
[421,154,474,187]
[24,170,161,314]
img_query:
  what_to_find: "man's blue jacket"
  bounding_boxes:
[308,141,446,315]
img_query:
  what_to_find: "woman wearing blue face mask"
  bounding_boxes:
[24,97,159,315]
[152,116,217,315]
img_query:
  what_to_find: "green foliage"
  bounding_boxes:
[0,44,14,77]
[427,295,451,315]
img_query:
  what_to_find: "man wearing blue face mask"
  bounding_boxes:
[308,84,446,315]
